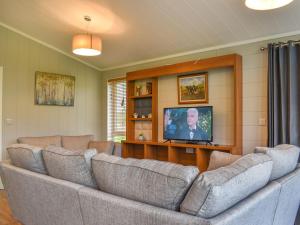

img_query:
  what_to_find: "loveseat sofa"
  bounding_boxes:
[0,142,300,225]
[15,134,121,155]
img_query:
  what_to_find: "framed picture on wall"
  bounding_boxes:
[177,73,208,104]
[35,71,75,106]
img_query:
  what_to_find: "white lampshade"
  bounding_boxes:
[245,0,294,10]
[72,34,102,56]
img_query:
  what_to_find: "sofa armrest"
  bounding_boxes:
[0,160,11,188]
[88,141,115,155]
[209,182,281,225]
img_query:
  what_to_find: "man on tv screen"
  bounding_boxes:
[177,108,208,141]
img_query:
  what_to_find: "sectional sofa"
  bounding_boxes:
[0,136,300,225]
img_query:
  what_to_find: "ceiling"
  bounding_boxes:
[1,0,300,71]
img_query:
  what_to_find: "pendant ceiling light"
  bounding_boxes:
[245,0,294,10]
[72,16,102,56]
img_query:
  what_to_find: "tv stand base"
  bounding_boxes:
[186,141,212,146]
[122,140,235,172]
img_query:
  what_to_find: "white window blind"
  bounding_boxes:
[107,78,126,142]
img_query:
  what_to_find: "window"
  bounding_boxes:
[107,78,126,142]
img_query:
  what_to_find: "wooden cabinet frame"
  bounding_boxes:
[123,54,242,170]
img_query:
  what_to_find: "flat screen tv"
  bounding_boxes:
[163,106,213,142]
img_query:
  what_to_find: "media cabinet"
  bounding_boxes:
[122,54,242,171]
[123,140,233,172]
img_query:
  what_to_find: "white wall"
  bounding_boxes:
[101,33,300,154]
[0,25,103,159]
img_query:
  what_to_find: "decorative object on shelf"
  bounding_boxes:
[177,73,208,104]
[147,113,152,118]
[72,16,102,56]
[35,72,75,106]
[135,85,142,96]
[146,82,152,94]
[245,0,294,10]
[138,133,145,141]
[133,113,138,118]
[141,115,146,119]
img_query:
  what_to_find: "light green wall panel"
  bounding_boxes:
[0,25,103,158]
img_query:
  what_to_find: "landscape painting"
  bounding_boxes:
[35,72,75,106]
[177,73,208,104]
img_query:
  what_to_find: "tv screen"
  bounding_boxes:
[163,106,213,142]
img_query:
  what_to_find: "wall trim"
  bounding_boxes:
[0,22,102,72]
[101,30,300,72]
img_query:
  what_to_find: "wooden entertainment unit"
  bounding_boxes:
[122,54,242,172]
[123,141,233,172]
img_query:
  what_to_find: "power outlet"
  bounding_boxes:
[186,148,194,154]
[5,118,14,126]
[258,118,266,126]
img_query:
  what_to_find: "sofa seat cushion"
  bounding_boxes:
[42,146,97,188]
[17,135,61,148]
[92,153,199,211]
[207,151,241,171]
[62,135,94,151]
[180,153,273,218]
[88,141,114,154]
[7,144,47,174]
[255,144,300,180]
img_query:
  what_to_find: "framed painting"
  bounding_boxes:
[177,73,208,104]
[35,71,75,106]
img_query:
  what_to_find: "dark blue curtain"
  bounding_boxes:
[268,41,300,147]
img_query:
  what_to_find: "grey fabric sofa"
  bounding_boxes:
[15,135,119,155]
[1,146,300,225]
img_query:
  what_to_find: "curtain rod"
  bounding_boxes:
[260,40,300,51]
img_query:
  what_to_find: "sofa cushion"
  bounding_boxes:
[17,135,61,148]
[92,153,199,211]
[88,141,114,154]
[42,146,97,188]
[255,144,300,180]
[180,153,273,218]
[61,135,94,151]
[207,151,241,171]
[7,144,47,174]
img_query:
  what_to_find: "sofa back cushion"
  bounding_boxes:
[62,135,94,151]
[92,153,199,211]
[42,146,97,188]
[180,153,273,218]
[88,141,115,154]
[207,151,241,171]
[255,144,300,180]
[17,135,61,148]
[7,144,47,174]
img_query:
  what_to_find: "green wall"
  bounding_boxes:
[0,25,103,158]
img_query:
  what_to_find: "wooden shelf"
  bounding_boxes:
[126,54,243,155]
[125,53,243,170]
[123,140,232,151]
[127,78,158,142]
[129,118,152,121]
[122,141,235,172]
[128,94,152,99]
